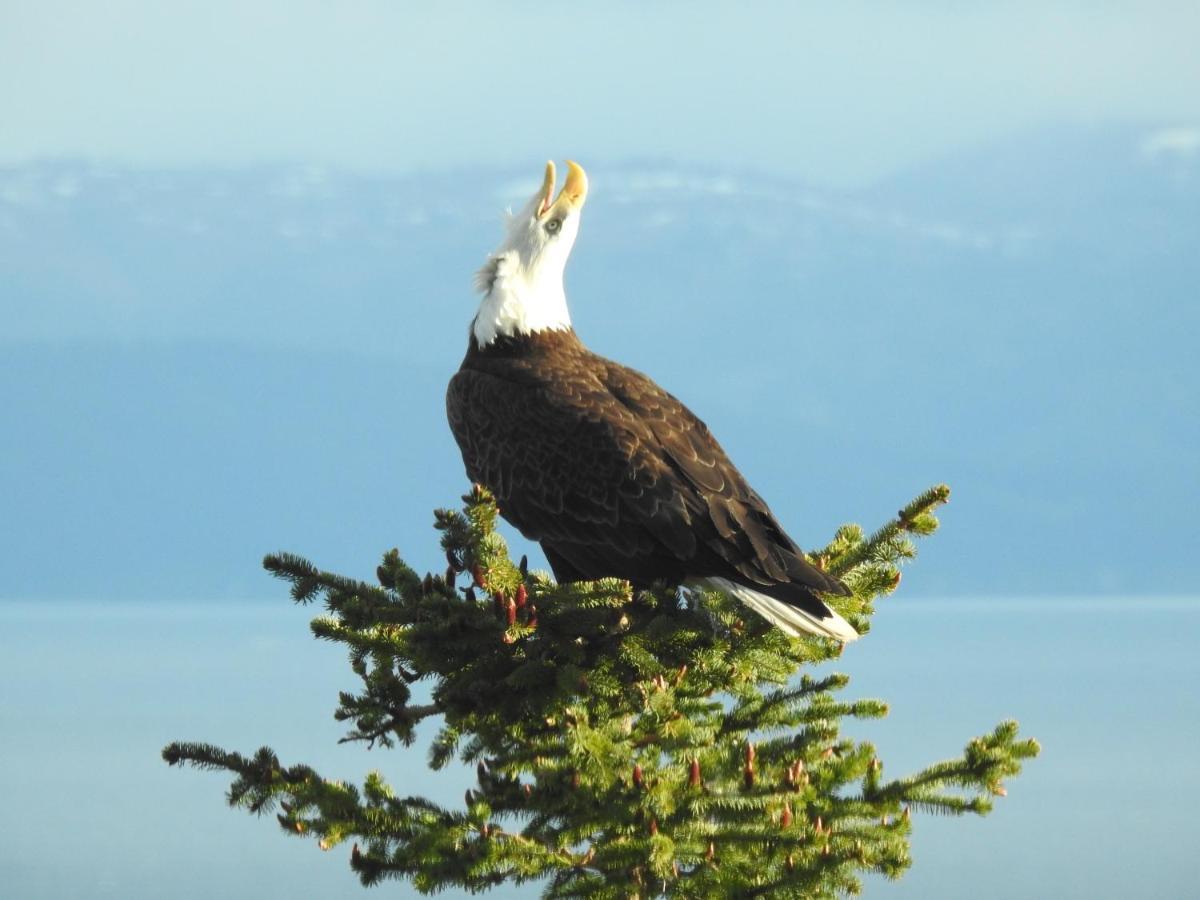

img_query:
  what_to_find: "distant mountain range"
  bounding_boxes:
[3,122,1196,601]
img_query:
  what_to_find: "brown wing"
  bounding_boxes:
[446,348,845,598]
[597,360,847,597]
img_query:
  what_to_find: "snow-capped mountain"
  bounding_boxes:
[2,123,1195,600]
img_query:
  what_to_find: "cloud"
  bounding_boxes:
[1140,126,1200,160]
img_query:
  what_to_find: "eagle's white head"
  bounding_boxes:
[472,160,588,347]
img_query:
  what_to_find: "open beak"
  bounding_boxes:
[537,160,588,218]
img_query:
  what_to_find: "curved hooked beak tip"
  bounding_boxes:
[560,160,588,207]
[537,159,589,217]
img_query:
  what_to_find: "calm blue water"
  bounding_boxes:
[1,597,1196,899]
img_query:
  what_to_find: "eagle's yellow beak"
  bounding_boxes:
[537,160,588,218]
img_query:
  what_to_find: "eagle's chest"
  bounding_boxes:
[447,356,592,449]
[447,333,602,480]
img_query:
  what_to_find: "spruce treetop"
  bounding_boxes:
[165,483,1038,897]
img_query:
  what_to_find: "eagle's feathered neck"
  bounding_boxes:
[464,325,584,362]
[471,249,573,348]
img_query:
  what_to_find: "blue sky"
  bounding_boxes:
[4,2,1199,186]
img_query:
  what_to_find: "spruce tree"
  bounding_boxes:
[164,483,1038,897]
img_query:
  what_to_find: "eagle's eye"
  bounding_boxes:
[544,218,562,235]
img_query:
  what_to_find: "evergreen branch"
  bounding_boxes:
[827,483,950,578]
[335,700,439,748]
[865,720,1040,813]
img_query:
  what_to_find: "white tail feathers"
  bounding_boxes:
[693,577,859,643]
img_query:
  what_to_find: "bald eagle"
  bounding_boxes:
[446,161,857,642]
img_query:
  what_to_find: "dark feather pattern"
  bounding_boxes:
[446,329,851,633]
